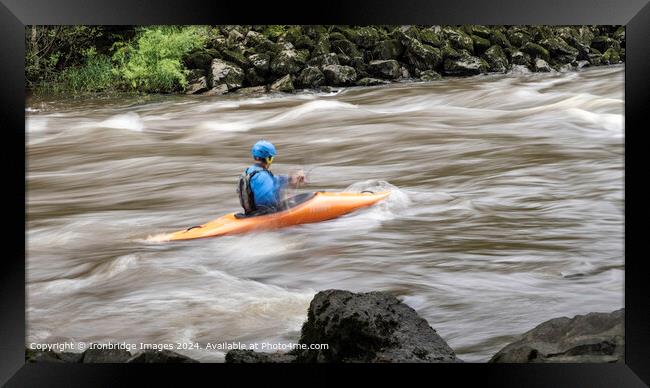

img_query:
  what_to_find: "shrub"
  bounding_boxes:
[35,48,119,95]
[113,26,208,93]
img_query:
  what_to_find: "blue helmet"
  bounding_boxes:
[251,140,277,159]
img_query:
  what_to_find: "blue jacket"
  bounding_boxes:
[246,164,289,209]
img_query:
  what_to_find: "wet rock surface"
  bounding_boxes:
[490,309,624,363]
[179,25,624,95]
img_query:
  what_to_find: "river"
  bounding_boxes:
[26,64,624,362]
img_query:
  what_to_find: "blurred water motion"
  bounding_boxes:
[26,65,624,362]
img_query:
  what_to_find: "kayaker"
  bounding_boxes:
[237,140,306,215]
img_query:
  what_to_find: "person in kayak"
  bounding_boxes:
[237,140,306,216]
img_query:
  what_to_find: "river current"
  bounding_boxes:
[26,65,624,362]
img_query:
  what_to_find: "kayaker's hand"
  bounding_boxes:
[289,169,306,187]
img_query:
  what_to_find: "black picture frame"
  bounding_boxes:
[1,0,648,386]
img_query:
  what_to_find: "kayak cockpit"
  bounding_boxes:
[234,192,317,219]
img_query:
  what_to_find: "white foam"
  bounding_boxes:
[98,112,144,132]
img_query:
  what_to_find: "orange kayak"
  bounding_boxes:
[159,191,390,241]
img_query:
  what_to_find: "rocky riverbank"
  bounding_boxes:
[182,25,625,96]
[26,290,624,363]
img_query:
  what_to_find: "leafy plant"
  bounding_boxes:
[112,26,208,93]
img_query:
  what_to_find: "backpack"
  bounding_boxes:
[238,167,273,215]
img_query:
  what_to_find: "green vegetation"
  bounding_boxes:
[38,49,119,94]
[112,26,208,93]
[26,26,209,95]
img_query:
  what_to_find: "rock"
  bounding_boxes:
[471,34,491,55]
[489,30,512,48]
[443,51,488,75]
[245,68,266,86]
[483,45,509,73]
[397,25,421,40]
[510,50,531,66]
[443,27,474,52]
[248,53,270,74]
[270,48,307,75]
[468,25,492,39]
[349,56,368,76]
[270,74,294,92]
[330,38,361,58]
[404,40,442,71]
[532,58,552,72]
[322,65,357,86]
[203,84,229,96]
[294,35,314,51]
[254,39,282,56]
[283,26,304,45]
[602,47,621,64]
[233,85,268,95]
[308,53,340,68]
[506,27,531,47]
[297,66,325,88]
[399,66,411,79]
[25,348,83,363]
[529,26,554,42]
[539,37,579,63]
[368,59,401,79]
[221,48,250,68]
[556,27,590,60]
[419,28,442,47]
[336,53,351,66]
[209,59,244,90]
[576,60,590,69]
[311,35,331,56]
[226,29,245,45]
[372,39,404,60]
[226,349,298,363]
[591,36,620,53]
[419,70,442,81]
[293,290,460,362]
[81,348,132,363]
[588,52,603,66]
[186,69,207,83]
[127,350,199,363]
[184,49,218,70]
[328,32,347,42]
[356,77,390,86]
[302,25,328,39]
[348,26,381,49]
[244,30,266,47]
[521,42,550,61]
[185,76,208,94]
[441,42,461,60]
[490,309,624,363]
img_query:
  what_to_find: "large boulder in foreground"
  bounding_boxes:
[226,290,460,363]
[296,290,460,363]
[490,309,624,363]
